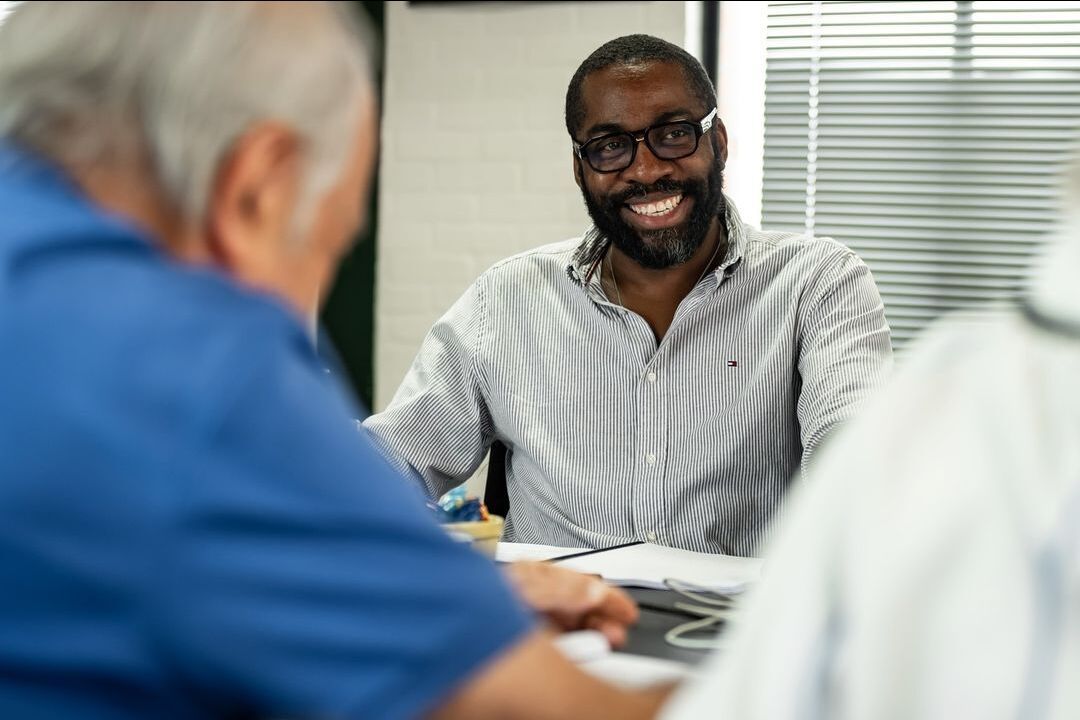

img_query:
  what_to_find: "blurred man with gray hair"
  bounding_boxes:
[0,3,669,718]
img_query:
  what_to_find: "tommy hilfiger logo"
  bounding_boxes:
[727,360,738,367]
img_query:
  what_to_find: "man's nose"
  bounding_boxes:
[623,135,675,185]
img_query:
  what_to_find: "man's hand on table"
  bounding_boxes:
[504,561,638,648]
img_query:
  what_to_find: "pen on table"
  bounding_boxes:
[544,540,644,563]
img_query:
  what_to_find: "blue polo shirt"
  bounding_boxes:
[0,143,532,719]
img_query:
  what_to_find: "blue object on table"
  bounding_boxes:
[431,487,489,523]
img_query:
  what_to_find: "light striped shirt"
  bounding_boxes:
[365,199,892,555]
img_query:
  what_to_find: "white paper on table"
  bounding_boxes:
[494,542,580,563]
[554,631,697,689]
[579,652,695,689]
[552,630,611,664]
[554,542,762,593]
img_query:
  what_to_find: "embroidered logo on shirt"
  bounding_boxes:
[727,360,738,367]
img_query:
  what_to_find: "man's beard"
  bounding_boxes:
[581,162,725,270]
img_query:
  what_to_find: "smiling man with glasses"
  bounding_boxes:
[366,34,893,557]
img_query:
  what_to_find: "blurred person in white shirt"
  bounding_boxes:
[661,159,1080,719]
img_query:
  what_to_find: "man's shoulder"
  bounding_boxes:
[486,238,579,273]
[737,227,868,296]
[475,238,582,289]
[132,271,317,409]
[114,258,307,367]
[743,226,856,266]
[9,239,313,422]
[0,236,323,535]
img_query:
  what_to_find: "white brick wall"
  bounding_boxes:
[374,1,687,410]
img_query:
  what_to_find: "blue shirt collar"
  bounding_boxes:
[0,138,156,257]
[0,139,83,194]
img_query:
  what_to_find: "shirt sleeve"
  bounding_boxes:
[155,329,532,720]
[364,278,496,499]
[795,247,893,473]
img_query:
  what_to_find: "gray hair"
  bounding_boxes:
[0,1,375,227]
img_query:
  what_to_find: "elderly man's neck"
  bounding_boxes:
[67,154,210,264]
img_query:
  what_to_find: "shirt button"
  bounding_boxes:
[646,453,656,466]
[645,531,658,542]
[646,371,657,383]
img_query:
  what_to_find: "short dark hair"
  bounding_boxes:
[564,34,716,140]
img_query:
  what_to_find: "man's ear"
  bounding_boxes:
[572,154,584,190]
[713,117,729,168]
[205,122,302,271]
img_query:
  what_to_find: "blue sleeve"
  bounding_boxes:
[155,333,533,720]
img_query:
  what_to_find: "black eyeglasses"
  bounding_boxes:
[572,108,718,174]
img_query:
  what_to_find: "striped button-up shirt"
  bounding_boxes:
[365,199,892,555]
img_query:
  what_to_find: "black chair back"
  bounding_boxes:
[483,440,510,518]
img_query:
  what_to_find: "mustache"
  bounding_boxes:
[608,178,702,206]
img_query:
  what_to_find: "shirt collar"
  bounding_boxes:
[0,139,155,258]
[1027,207,1080,327]
[0,139,81,193]
[566,193,748,287]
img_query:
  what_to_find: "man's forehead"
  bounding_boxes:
[579,60,700,133]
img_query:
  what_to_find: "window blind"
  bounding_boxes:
[762,1,1080,348]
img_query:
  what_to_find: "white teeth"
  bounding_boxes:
[629,194,683,217]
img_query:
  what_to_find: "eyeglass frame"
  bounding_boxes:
[571,107,719,174]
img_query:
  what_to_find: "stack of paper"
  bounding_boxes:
[493,542,580,563]
[555,543,761,593]
[494,541,762,594]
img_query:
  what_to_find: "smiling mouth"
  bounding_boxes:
[627,194,683,218]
